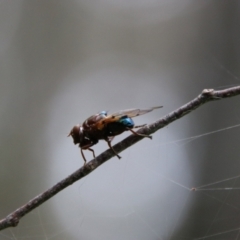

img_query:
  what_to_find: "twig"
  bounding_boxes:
[0,86,240,230]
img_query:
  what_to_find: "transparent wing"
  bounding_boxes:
[110,106,162,118]
[95,106,162,130]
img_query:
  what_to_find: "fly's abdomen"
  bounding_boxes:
[119,116,134,128]
[104,117,134,137]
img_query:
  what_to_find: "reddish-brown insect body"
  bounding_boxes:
[68,106,162,165]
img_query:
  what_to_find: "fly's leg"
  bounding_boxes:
[80,148,96,165]
[88,147,96,159]
[128,128,152,139]
[134,124,146,128]
[132,124,152,138]
[80,148,87,165]
[106,140,121,159]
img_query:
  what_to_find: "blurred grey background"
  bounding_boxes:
[1,1,240,239]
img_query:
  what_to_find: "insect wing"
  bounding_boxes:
[95,106,162,130]
[111,106,162,118]
[91,106,162,130]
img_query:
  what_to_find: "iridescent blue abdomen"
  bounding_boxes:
[105,116,134,137]
[119,116,134,128]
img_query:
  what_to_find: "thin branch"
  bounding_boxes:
[0,86,240,230]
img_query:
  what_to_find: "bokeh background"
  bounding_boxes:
[1,1,240,239]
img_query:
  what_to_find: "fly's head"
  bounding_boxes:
[68,124,84,145]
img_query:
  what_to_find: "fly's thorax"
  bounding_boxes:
[83,111,107,129]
